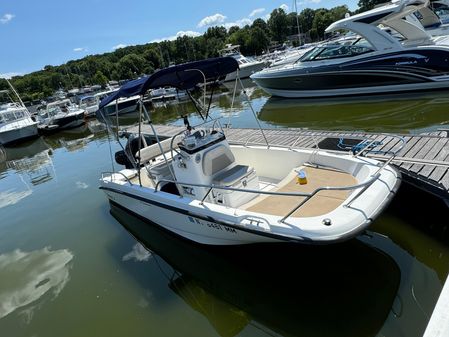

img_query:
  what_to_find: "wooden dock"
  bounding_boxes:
[124,124,449,202]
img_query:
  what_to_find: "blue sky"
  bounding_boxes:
[0,0,358,77]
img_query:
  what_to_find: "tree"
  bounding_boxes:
[268,8,289,42]
[93,71,108,86]
[228,26,240,35]
[204,26,227,40]
[247,27,270,55]
[299,8,316,34]
[312,9,334,40]
[252,18,269,34]
[117,53,146,79]
[357,0,386,12]
[143,47,163,70]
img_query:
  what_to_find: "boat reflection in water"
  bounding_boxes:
[0,138,55,208]
[0,247,73,321]
[257,92,449,133]
[111,202,402,337]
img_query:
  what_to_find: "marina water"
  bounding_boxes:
[1,81,448,337]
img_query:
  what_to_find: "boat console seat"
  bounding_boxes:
[202,144,235,176]
[149,159,174,181]
[135,138,176,164]
[212,165,255,186]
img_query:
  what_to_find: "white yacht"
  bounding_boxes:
[219,45,267,82]
[78,95,99,117]
[0,82,38,145]
[251,0,449,98]
[405,1,449,40]
[37,99,85,132]
[100,94,139,115]
[98,57,401,246]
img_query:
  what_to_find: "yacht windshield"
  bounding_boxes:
[299,39,374,62]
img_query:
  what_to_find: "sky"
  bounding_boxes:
[0,0,359,78]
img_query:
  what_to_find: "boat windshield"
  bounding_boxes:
[0,109,27,123]
[80,97,97,106]
[299,39,374,62]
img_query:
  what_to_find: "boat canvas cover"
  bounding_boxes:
[99,57,239,109]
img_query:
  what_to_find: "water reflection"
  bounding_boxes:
[0,138,56,208]
[257,91,449,133]
[111,203,401,337]
[0,247,73,320]
[361,232,442,337]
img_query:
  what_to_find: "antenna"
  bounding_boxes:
[6,79,26,107]
[293,0,302,45]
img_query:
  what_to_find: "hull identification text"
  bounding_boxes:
[188,216,237,234]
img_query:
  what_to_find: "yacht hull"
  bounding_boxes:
[251,49,449,97]
[260,75,449,98]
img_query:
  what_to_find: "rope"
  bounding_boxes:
[337,137,383,155]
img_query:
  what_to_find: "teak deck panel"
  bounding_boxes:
[244,166,357,218]
[125,124,449,201]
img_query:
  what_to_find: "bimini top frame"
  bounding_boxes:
[98,56,270,186]
[98,57,239,111]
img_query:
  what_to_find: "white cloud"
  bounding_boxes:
[0,13,15,24]
[112,43,127,50]
[122,244,152,262]
[249,8,266,18]
[73,47,87,52]
[76,181,89,189]
[224,18,253,29]
[176,30,201,38]
[197,13,226,28]
[280,4,289,12]
[0,72,23,79]
[150,30,201,43]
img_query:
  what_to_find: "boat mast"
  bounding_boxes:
[293,0,302,45]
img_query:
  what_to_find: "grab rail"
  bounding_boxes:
[235,132,406,158]
[154,169,384,224]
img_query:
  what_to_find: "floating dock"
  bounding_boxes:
[124,124,449,202]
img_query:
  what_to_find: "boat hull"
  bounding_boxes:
[251,49,449,97]
[258,75,449,98]
[103,98,138,115]
[225,61,267,82]
[100,155,400,246]
[38,112,85,133]
[0,121,39,145]
[101,186,282,245]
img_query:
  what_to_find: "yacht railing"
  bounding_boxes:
[154,162,387,224]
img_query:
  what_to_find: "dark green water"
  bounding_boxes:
[1,82,449,337]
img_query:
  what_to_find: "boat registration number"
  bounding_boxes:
[188,216,237,234]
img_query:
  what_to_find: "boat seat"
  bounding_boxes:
[202,144,235,176]
[212,165,254,186]
[135,138,175,164]
[149,160,173,180]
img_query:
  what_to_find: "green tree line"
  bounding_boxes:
[1,1,378,102]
